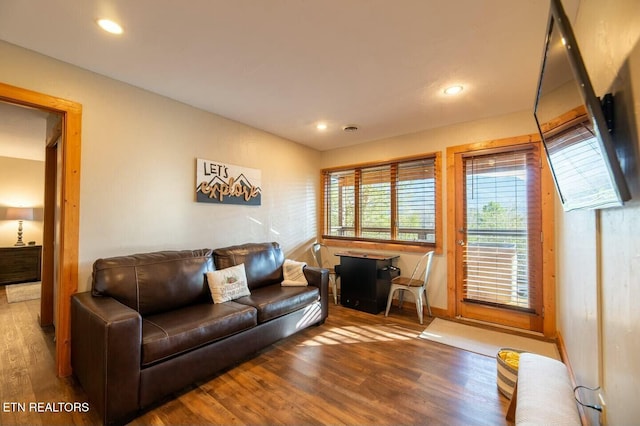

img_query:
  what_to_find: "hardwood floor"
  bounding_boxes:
[0,285,100,425]
[0,288,510,425]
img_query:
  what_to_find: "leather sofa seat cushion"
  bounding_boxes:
[234,284,319,323]
[93,249,214,316]
[141,302,257,367]
[213,242,284,290]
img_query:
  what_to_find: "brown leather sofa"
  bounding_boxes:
[71,242,328,425]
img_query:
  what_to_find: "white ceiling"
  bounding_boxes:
[0,0,580,152]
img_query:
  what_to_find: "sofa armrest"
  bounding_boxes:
[303,266,329,322]
[71,292,142,425]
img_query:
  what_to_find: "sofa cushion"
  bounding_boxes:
[213,242,284,290]
[234,283,319,323]
[92,249,214,316]
[141,302,257,367]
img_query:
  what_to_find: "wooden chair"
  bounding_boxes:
[311,243,339,304]
[384,251,434,324]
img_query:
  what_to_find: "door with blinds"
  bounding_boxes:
[454,143,544,332]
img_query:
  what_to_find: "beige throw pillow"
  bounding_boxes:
[206,263,251,303]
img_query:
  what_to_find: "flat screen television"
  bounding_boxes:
[534,0,630,211]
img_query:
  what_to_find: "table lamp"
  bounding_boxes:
[6,207,34,246]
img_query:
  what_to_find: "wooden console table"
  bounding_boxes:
[0,245,42,285]
[335,251,399,314]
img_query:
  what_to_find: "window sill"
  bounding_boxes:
[321,237,441,255]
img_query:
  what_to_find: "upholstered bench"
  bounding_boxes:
[506,352,581,425]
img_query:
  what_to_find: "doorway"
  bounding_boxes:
[0,82,81,377]
[446,135,557,336]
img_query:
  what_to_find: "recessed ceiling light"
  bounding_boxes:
[316,123,328,130]
[97,18,124,35]
[342,125,359,132]
[444,85,464,95]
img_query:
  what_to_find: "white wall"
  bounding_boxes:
[0,40,321,292]
[320,110,539,310]
[557,0,640,424]
[0,156,45,247]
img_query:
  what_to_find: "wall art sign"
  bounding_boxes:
[196,158,262,205]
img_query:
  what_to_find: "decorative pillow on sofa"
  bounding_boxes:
[206,263,251,303]
[281,259,308,286]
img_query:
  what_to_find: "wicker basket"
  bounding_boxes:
[496,348,525,399]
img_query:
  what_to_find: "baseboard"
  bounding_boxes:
[388,299,448,319]
[430,306,448,318]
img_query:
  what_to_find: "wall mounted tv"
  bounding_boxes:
[534,0,630,211]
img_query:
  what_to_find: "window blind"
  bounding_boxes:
[325,169,355,237]
[360,165,391,240]
[397,159,436,243]
[462,148,541,312]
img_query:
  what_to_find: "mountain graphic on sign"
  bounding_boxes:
[234,173,262,194]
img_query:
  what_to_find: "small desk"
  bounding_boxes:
[335,252,399,314]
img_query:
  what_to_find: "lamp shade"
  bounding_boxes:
[6,207,34,221]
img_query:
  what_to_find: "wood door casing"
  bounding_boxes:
[446,134,557,337]
[0,82,82,377]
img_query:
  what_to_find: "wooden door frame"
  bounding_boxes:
[40,114,60,327]
[446,134,557,338]
[0,82,81,377]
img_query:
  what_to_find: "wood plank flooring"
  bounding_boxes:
[0,286,510,425]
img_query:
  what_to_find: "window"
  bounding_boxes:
[322,153,441,250]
